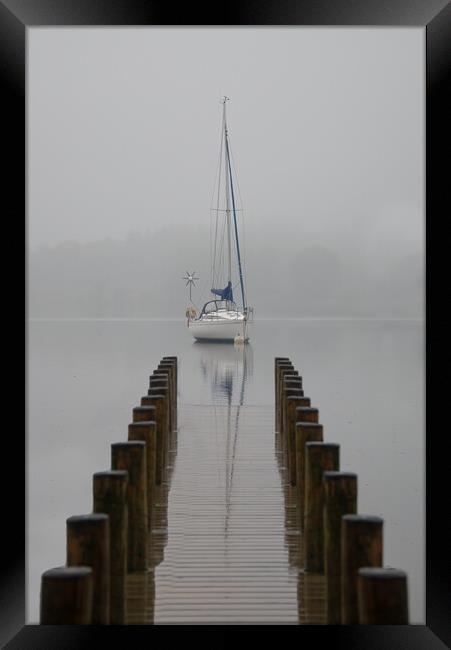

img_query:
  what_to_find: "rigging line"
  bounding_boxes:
[228,140,247,289]
[225,134,246,310]
[228,139,244,208]
[215,212,228,290]
[210,114,225,210]
[196,274,210,310]
[212,120,225,288]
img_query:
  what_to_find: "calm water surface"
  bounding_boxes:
[27,318,424,623]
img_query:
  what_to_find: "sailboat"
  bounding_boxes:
[186,97,253,342]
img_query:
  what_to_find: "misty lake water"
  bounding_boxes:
[27,318,424,623]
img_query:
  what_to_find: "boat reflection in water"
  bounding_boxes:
[197,340,253,407]
[196,340,253,539]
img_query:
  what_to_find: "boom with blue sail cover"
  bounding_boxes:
[211,281,234,302]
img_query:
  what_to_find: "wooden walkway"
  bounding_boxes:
[125,403,325,624]
[40,355,409,626]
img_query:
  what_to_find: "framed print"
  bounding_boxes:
[1,0,450,647]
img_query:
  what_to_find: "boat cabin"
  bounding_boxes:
[199,300,240,318]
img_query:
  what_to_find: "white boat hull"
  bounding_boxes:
[189,317,251,341]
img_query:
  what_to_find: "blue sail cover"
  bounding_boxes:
[211,281,233,302]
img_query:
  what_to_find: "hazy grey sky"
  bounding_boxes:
[27,27,424,318]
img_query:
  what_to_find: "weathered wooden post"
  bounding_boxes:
[274,358,290,420]
[132,405,156,423]
[341,514,383,624]
[274,358,292,428]
[275,362,295,431]
[40,566,93,625]
[149,376,171,432]
[275,357,290,415]
[295,407,320,490]
[296,422,324,519]
[281,384,305,440]
[111,441,148,572]
[283,378,303,397]
[357,567,409,624]
[303,442,340,573]
[162,356,177,402]
[281,373,302,408]
[158,361,176,424]
[277,366,297,424]
[152,368,175,433]
[93,470,128,625]
[161,356,177,412]
[145,389,170,465]
[66,513,110,624]
[284,395,311,484]
[128,421,157,525]
[148,376,169,390]
[323,471,358,625]
[296,406,319,424]
[139,396,167,485]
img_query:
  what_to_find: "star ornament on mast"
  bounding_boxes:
[182,271,199,302]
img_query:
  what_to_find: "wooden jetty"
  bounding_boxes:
[40,355,409,625]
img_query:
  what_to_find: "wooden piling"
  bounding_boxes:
[40,566,93,625]
[148,377,171,432]
[274,358,291,426]
[276,365,297,432]
[296,406,319,424]
[283,395,311,485]
[128,421,157,525]
[153,368,176,432]
[92,470,128,625]
[303,442,340,573]
[158,361,176,411]
[66,513,110,624]
[283,382,303,403]
[140,395,168,485]
[357,567,408,624]
[275,361,299,432]
[295,423,324,519]
[281,387,305,437]
[161,356,177,399]
[148,377,169,389]
[145,388,170,438]
[323,471,358,625]
[341,514,383,624]
[111,441,148,572]
[283,378,303,390]
[161,357,177,407]
[133,405,156,423]
[280,388,303,441]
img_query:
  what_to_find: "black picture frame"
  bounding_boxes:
[2,0,449,647]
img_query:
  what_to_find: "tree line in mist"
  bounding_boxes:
[28,226,423,319]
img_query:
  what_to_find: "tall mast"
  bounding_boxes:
[224,99,246,311]
[223,98,232,287]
